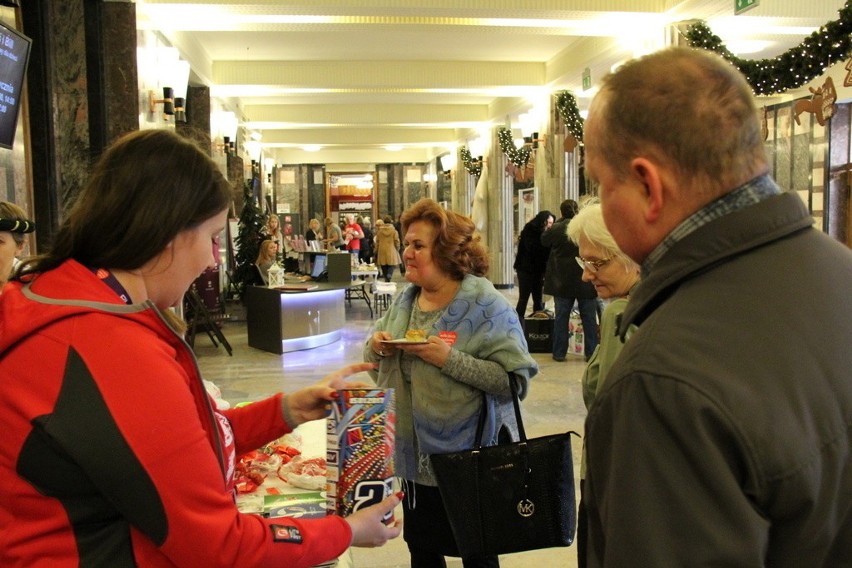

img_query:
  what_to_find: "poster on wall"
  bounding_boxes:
[518,188,538,231]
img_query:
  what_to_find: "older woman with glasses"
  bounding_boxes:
[567,202,640,568]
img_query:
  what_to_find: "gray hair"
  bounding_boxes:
[567,203,636,269]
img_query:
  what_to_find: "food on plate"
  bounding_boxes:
[404,329,427,342]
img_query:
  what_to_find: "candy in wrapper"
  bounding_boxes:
[326,388,395,519]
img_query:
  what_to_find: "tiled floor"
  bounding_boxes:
[194,285,585,568]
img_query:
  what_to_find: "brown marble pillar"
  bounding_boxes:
[176,85,212,154]
[22,0,139,243]
[101,1,138,146]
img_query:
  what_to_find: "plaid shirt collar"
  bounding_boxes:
[641,174,781,277]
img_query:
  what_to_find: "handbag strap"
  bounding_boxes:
[472,372,527,449]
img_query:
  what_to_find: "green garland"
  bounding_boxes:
[459,146,482,177]
[497,127,532,167]
[555,90,584,142]
[685,1,852,95]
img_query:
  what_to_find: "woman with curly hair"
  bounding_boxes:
[364,198,538,568]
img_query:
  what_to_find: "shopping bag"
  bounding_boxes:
[430,374,579,557]
[568,309,584,355]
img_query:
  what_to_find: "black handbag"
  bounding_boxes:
[430,374,579,557]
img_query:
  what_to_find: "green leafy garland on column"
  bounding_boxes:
[459,146,482,177]
[497,127,532,167]
[555,90,584,142]
[685,1,852,95]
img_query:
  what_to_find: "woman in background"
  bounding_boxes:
[359,217,374,265]
[254,239,278,285]
[0,130,403,566]
[261,214,283,249]
[0,201,35,289]
[567,202,640,568]
[324,217,345,250]
[365,198,537,568]
[305,218,322,243]
[373,218,401,282]
[513,210,554,324]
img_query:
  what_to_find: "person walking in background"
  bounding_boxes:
[389,215,406,275]
[0,201,35,290]
[374,218,402,282]
[365,198,537,568]
[582,47,852,567]
[542,199,598,362]
[0,129,401,567]
[566,202,640,568]
[513,210,553,325]
[358,217,374,264]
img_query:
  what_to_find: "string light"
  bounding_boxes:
[555,91,584,142]
[497,127,532,167]
[460,146,482,177]
[685,1,852,96]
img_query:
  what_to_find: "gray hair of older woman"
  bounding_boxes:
[566,202,636,269]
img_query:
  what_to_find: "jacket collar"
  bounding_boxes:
[619,191,813,338]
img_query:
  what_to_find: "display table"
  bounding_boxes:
[235,420,353,568]
[245,284,349,354]
[346,268,379,317]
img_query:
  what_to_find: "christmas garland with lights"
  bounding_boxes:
[685,1,852,95]
[497,127,532,167]
[459,146,482,177]
[555,90,584,142]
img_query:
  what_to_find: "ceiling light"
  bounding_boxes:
[303,145,322,152]
[385,145,403,152]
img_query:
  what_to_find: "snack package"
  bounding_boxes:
[264,491,327,519]
[326,388,395,518]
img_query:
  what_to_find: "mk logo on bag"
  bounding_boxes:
[517,498,535,518]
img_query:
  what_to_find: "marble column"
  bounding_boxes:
[176,85,212,154]
[486,129,515,289]
[22,0,139,242]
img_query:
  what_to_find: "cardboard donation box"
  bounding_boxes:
[524,317,554,353]
[326,389,395,517]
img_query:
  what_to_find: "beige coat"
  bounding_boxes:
[374,224,401,266]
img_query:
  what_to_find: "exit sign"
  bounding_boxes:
[582,68,591,91]
[735,0,759,14]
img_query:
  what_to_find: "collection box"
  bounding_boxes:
[326,388,396,518]
[524,317,554,353]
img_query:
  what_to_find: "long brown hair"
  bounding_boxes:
[18,129,231,277]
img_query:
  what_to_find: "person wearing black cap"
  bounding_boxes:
[0,201,35,289]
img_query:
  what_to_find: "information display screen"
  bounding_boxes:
[0,21,31,150]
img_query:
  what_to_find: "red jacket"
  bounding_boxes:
[0,260,350,567]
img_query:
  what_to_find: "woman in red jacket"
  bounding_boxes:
[0,129,401,567]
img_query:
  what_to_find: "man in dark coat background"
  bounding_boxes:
[542,199,599,362]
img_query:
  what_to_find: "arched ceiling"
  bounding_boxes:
[136,0,844,165]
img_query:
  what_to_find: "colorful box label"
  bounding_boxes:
[326,388,395,517]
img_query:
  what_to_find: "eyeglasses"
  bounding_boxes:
[575,255,612,273]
